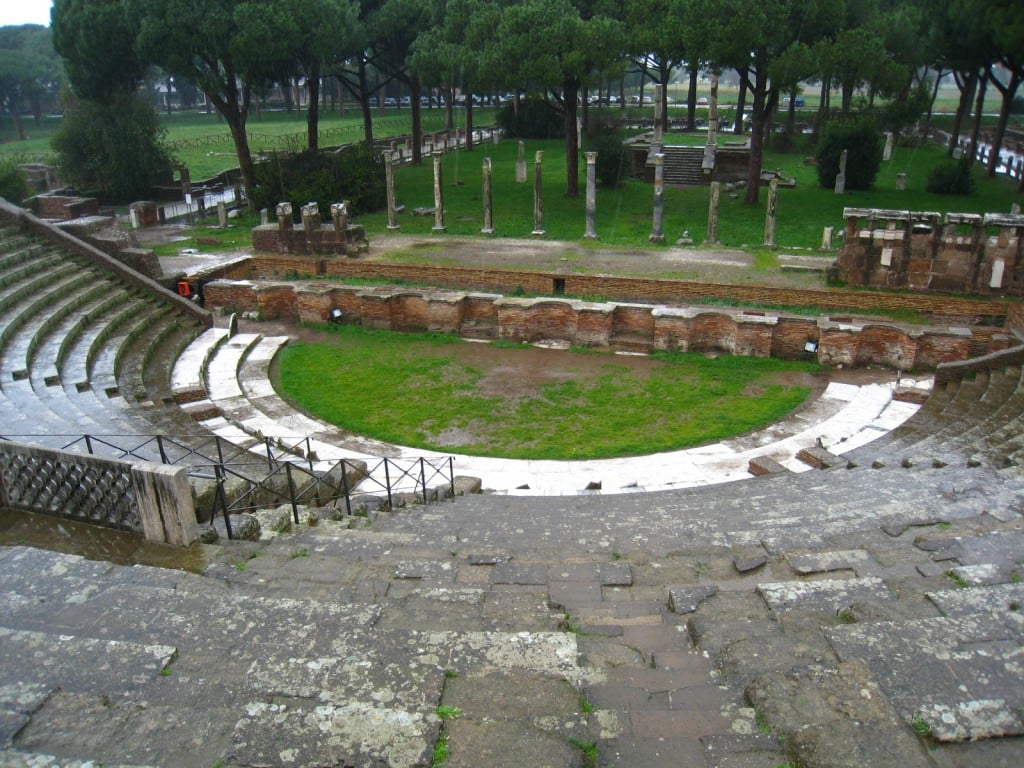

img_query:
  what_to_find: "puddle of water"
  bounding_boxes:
[0,507,211,573]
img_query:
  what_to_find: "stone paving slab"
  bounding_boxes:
[757,576,892,613]
[0,627,175,694]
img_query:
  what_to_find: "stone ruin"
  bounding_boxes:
[251,201,369,257]
[833,208,1024,296]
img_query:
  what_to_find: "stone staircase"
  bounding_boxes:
[847,363,1024,470]
[4,452,1022,767]
[0,224,265,474]
[659,145,706,187]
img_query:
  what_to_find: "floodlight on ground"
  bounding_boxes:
[329,308,343,324]
[804,340,818,354]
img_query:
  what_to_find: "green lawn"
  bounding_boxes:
[361,138,1023,251]
[275,323,819,461]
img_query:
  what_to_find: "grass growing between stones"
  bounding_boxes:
[274,323,819,460]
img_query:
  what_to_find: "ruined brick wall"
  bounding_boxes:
[304,258,1010,325]
[33,195,100,221]
[200,277,1016,372]
[836,208,1024,297]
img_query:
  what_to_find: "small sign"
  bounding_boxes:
[185,193,193,206]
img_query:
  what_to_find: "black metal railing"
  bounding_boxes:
[1,433,455,539]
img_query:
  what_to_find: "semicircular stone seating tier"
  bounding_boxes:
[173,322,936,495]
[0,224,260,473]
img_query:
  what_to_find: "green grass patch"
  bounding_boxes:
[366,138,1021,251]
[274,323,819,461]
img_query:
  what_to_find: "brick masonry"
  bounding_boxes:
[202,277,1015,371]
[835,208,1024,297]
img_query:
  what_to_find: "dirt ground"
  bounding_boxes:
[138,223,834,291]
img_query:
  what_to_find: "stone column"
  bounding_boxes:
[432,153,446,233]
[583,151,598,240]
[481,157,494,235]
[276,202,292,236]
[649,152,666,243]
[260,208,269,226]
[331,202,349,243]
[896,173,907,191]
[820,226,833,251]
[834,149,847,194]
[883,131,894,161]
[763,177,779,248]
[301,202,320,249]
[653,84,664,145]
[385,153,400,231]
[516,140,527,183]
[705,182,721,244]
[217,200,227,227]
[531,151,546,237]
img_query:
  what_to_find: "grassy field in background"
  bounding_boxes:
[363,138,1023,251]
[276,323,819,460]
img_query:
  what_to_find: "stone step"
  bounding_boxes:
[825,609,1024,741]
[169,325,230,400]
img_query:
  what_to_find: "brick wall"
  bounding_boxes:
[836,208,1024,297]
[200,275,1017,372]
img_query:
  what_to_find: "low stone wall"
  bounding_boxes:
[31,193,100,221]
[252,201,367,257]
[834,208,1024,296]
[934,343,1024,386]
[203,279,1011,371]
[242,256,1011,326]
[0,440,198,546]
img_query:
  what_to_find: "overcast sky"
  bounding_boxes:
[1,0,53,27]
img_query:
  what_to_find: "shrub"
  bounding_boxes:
[496,98,565,140]
[926,158,975,196]
[815,117,883,191]
[0,160,30,204]
[51,91,173,202]
[583,112,626,187]
[250,142,386,216]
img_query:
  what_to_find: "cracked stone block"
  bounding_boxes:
[668,585,719,614]
[758,577,891,613]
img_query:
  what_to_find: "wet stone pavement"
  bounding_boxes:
[1,457,1023,767]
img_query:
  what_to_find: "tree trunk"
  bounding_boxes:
[967,70,988,166]
[619,79,625,113]
[357,58,374,145]
[659,64,670,135]
[226,116,255,194]
[410,74,423,165]
[744,69,772,205]
[166,76,173,115]
[564,79,580,198]
[921,68,943,139]
[948,69,976,156]
[11,103,26,141]
[686,61,698,131]
[445,86,454,130]
[815,76,831,141]
[581,80,589,134]
[734,69,747,134]
[307,69,320,150]
[466,94,474,152]
[282,80,294,113]
[986,66,1022,177]
[785,86,797,139]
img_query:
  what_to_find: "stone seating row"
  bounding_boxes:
[847,364,1024,470]
[0,227,255,473]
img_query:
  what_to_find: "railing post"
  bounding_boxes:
[84,434,93,454]
[420,457,427,506]
[157,434,169,465]
[340,460,352,517]
[215,435,226,467]
[286,462,299,525]
[449,457,455,499]
[265,437,274,470]
[383,459,393,510]
[306,437,313,473]
[214,464,233,540]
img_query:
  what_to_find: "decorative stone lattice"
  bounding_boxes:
[0,450,140,531]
